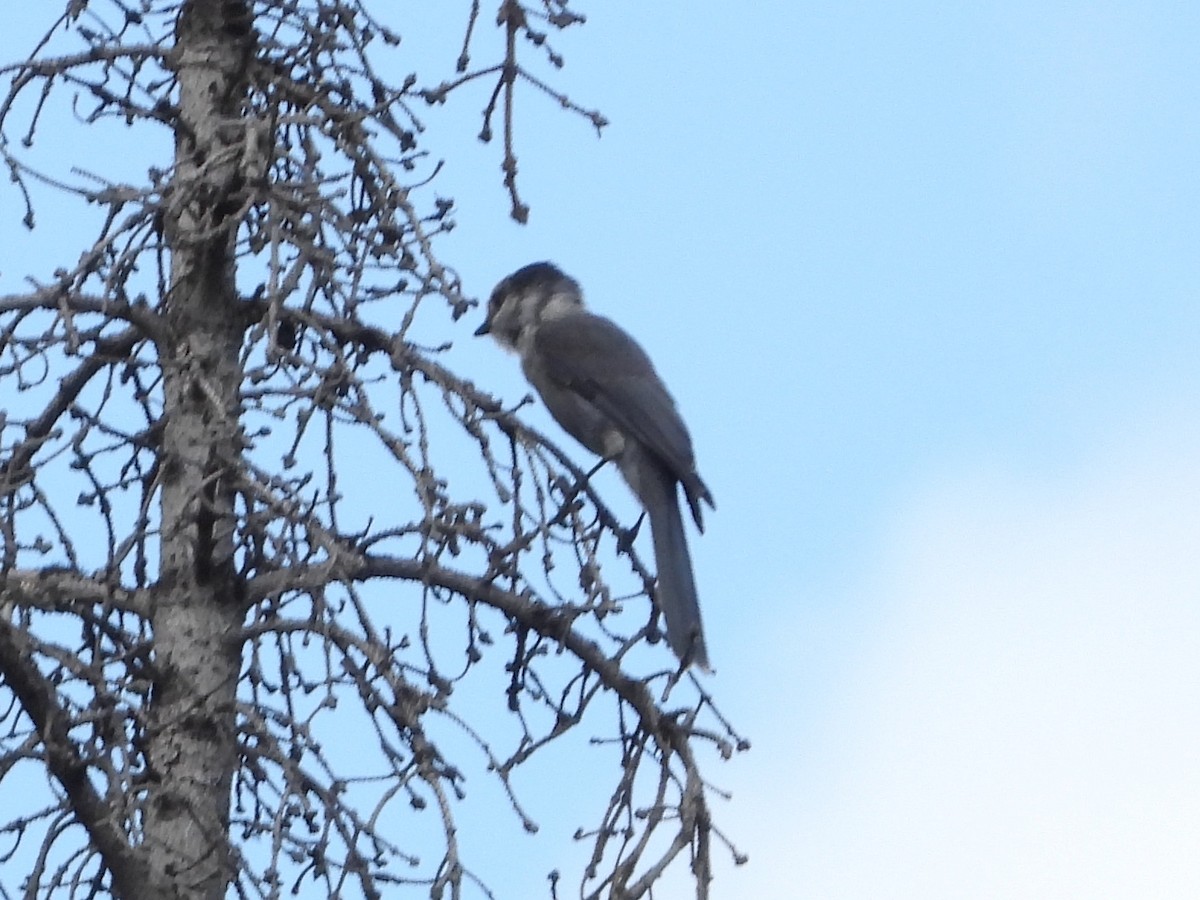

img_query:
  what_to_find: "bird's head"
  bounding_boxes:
[475,261,584,349]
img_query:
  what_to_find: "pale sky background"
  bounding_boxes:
[4,2,1200,898]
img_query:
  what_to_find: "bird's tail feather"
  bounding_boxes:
[643,470,710,671]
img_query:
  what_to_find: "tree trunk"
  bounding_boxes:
[141,2,253,896]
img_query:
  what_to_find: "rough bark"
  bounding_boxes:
[139,3,253,897]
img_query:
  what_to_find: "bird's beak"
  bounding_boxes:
[473,320,491,337]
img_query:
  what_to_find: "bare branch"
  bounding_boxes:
[0,3,743,899]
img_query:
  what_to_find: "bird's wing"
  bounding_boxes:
[533,312,699,486]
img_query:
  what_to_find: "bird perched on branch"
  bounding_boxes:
[476,262,714,670]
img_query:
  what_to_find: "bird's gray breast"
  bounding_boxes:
[520,343,626,459]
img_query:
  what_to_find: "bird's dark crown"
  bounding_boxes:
[480,261,583,342]
[489,262,577,311]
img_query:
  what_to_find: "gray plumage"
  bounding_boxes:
[476,262,714,669]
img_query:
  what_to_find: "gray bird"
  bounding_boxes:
[475,262,714,669]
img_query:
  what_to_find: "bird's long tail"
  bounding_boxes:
[640,464,710,671]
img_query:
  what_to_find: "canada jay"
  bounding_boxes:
[475,262,714,669]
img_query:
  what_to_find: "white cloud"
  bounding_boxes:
[717,416,1200,898]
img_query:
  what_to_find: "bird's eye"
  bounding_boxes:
[487,288,505,317]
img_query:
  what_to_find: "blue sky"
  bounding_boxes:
[5,2,1200,897]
